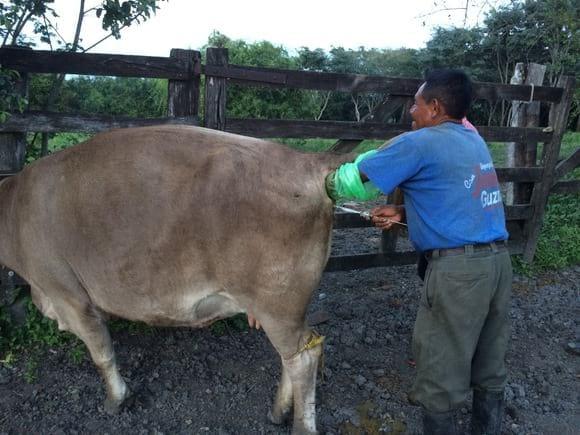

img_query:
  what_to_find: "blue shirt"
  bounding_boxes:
[358,122,509,252]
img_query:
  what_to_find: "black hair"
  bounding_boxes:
[422,69,473,119]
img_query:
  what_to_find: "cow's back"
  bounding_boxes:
[1,125,345,323]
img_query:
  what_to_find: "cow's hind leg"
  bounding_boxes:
[268,363,293,425]
[262,320,323,435]
[31,287,129,414]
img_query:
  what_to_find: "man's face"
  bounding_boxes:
[409,83,435,130]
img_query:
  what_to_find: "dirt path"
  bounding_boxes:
[0,257,578,434]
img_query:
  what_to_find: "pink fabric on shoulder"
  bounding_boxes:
[461,117,477,132]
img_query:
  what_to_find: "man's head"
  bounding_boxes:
[410,69,473,130]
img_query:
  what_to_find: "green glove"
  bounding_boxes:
[354,149,378,164]
[325,149,381,202]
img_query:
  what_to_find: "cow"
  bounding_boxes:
[0,125,356,434]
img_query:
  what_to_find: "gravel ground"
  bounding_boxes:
[0,229,578,434]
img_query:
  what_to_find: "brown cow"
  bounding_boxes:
[0,125,355,434]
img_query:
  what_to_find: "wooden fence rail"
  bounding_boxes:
[0,115,555,145]
[0,47,192,79]
[204,63,564,102]
[1,47,565,101]
[0,46,577,281]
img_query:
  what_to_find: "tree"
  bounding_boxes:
[1,0,165,51]
[1,0,167,155]
[419,0,579,126]
[203,32,320,121]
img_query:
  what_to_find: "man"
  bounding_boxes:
[328,69,512,434]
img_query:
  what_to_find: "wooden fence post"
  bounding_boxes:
[204,48,228,130]
[0,48,29,315]
[522,75,576,262]
[168,49,201,120]
[506,63,546,205]
[0,56,28,174]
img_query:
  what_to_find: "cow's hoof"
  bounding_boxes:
[103,397,124,415]
[103,387,131,414]
[267,409,290,426]
[123,386,155,411]
[291,429,318,435]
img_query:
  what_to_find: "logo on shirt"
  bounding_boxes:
[464,162,503,210]
[464,174,475,189]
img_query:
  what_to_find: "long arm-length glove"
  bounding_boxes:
[325,150,381,202]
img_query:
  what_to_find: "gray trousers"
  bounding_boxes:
[408,247,513,413]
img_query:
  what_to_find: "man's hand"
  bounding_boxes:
[370,205,405,230]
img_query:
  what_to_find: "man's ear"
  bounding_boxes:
[430,98,441,118]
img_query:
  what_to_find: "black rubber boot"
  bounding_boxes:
[471,389,504,435]
[422,409,458,435]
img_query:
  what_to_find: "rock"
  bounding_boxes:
[353,374,367,386]
[337,408,360,427]
[308,310,330,326]
[565,341,580,355]
[353,323,365,337]
[512,384,526,399]
[0,367,11,385]
[340,331,357,347]
[364,328,377,345]
[69,388,80,402]
[372,369,386,377]
[506,405,518,420]
[538,381,551,396]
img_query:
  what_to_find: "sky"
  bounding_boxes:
[40,0,498,56]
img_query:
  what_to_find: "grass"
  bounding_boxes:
[0,297,83,375]
[209,314,249,336]
[505,132,579,273]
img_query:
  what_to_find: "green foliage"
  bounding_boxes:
[560,132,580,158]
[98,0,165,40]
[24,355,38,383]
[108,318,154,335]
[0,0,57,47]
[297,45,423,121]
[1,1,166,50]
[209,314,249,336]
[204,32,319,120]
[26,132,91,163]
[28,75,168,117]
[514,191,580,274]
[512,132,580,273]
[0,297,81,363]
[0,68,27,123]
[68,342,86,364]
[533,193,580,270]
[422,27,491,79]
[276,138,337,153]
[486,142,508,166]
[21,298,66,347]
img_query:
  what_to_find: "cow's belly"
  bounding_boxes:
[92,284,245,328]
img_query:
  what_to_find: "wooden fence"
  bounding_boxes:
[0,46,577,292]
